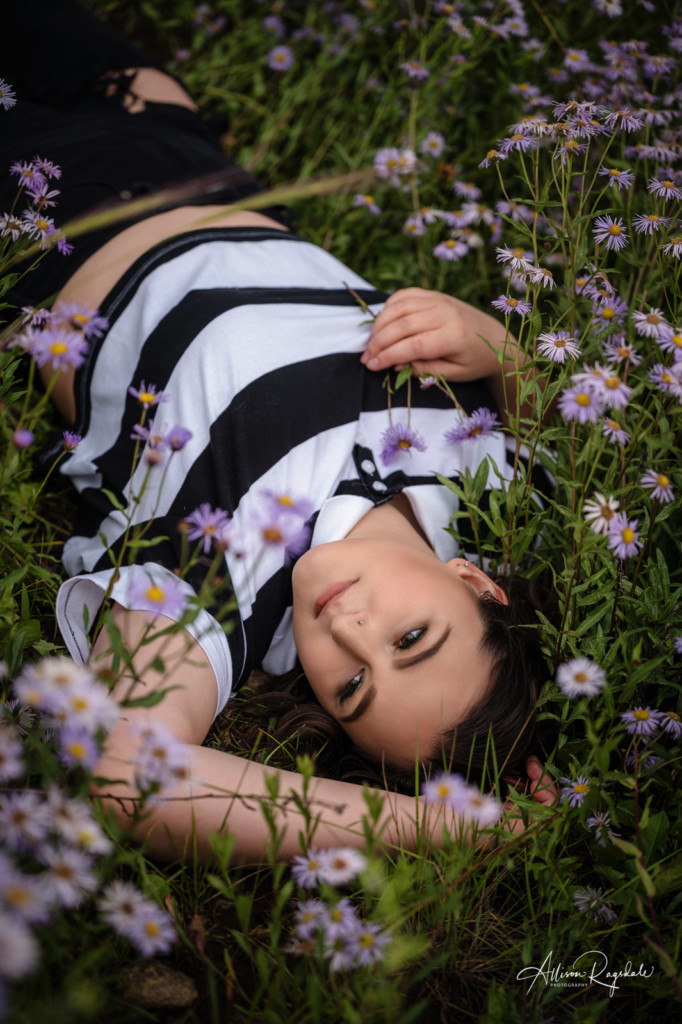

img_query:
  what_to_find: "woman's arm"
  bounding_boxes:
[360,288,539,428]
[90,605,556,864]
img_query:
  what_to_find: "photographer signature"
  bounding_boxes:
[517,950,655,997]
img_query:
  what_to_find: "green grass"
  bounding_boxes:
[1,1,681,1022]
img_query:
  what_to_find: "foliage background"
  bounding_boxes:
[1,0,681,1022]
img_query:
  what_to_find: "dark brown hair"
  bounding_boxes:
[216,574,551,793]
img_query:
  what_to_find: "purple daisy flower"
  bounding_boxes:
[632,212,671,235]
[660,710,682,738]
[0,77,17,110]
[51,300,109,339]
[12,429,35,450]
[632,307,671,340]
[647,176,682,201]
[593,215,629,252]
[490,294,531,316]
[585,810,619,847]
[674,636,682,655]
[557,385,605,424]
[661,236,682,259]
[380,423,427,465]
[444,407,501,444]
[560,775,591,807]
[598,166,634,190]
[352,193,381,215]
[62,431,81,451]
[184,503,230,554]
[164,425,193,451]
[433,238,468,261]
[603,108,643,132]
[641,469,674,503]
[254,512,311,557]
[128,573,189,619]
[58,728,100,771]
[572,886,617,924]
[621,706,664,736]
[28,327,89,371]
[537,331,581,363]
[291,849,328,889]
[607,513,641,559]
[602,419,630,445]
[420,131,445,157]
[267,45,294,71]
[400,59,429,80]
[354,921,391,966]
[262,490,313,520]
[128,381,169,408]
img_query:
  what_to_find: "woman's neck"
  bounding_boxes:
[344,492,432,550]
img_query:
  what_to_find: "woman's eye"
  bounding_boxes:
[396,627,428,651]
[339,671,364,706]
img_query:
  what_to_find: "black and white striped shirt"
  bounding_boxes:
[56,226,522,717]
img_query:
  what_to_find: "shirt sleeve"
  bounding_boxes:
[55,561,236,719]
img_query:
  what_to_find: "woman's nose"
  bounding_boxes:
[329,612,369,650]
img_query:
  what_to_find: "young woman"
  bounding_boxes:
[3,1,557,863]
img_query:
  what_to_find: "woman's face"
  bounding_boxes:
[291,538,507,767]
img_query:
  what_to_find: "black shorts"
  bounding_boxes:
[0,0,288,312]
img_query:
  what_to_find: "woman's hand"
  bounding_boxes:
[361,287,514,383]
[502,755,559,838]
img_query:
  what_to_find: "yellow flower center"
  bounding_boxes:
[49,342,69,356]
[634,709,649,721]
[670,334,682,348]
[363,194,374,203]
[646,314,661,325]
[656,474,669,488]
[555,339,567,348]
[510,133,525,141]
[71,313,88,326]
[263,527,283,543]
[667,712,680,722]
[661,180,674,189]
[622,527,635,543]
[67,741,87,759]
[145,585,165,603]
[145,921,160,937]
[574,672,588,683]
[608,224,622,236]
[507,298,519,307]
[359,934,376,948]
[72,697,89,711]
[576,393,591,407]
[398,439,412,449]
[601,506,614,520]
[574,784,588,794]
[609,169,621,177]
[602,308,616,319]
[605,376,621,389]
[437,783,451,797]
[669,236,682,246]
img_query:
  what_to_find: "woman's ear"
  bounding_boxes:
[446,558,509,606]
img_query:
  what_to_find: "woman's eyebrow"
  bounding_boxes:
[339,684,377,723]
[394,627,451,670]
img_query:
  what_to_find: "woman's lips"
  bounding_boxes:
[314,580,357,618]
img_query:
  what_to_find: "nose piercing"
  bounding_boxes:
[358,619,364,625]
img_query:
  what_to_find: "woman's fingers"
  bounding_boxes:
[526,755,558,807]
